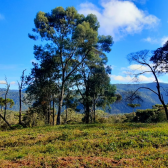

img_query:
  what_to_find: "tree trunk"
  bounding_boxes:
[19,89,22,124]
[57,85,64,125]
[159,98,168,120]
[4,95,7,119]
[163,104,168,120]
[0,114,12,129]
[48,106,50,125]
[85,102,90,124]
[53,98,55,125]
[43,105,48,124]
[156,82,168,120]
[93,97,96,123]
[66,106,68,123]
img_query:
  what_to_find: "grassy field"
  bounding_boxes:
[0,123,168,167]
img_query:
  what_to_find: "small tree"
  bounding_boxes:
[127,103,140,112]
[4,77,10,120]
[0,97,5,111]
[18,69,26,125]
[0,77,12,128]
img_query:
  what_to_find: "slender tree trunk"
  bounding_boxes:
[57,85,64,125]
[53,98,55,125]
[19,89,22,124]
[163,104,168,120]
[4,95,7,119]
[48,102,50,125]
[43,105,48,124]
[0,114,12,129]
[85,103,90,124]
[93,97,96,123]
[155,81,168,120]
[66,106,68,123]
[159,98,168,120]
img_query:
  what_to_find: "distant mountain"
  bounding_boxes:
[0,82,168,113]
[110,83,168,114]
[0,89,28,111]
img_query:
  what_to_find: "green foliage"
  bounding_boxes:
[0,97,14,110]
[61,108,83,124]
[134,109,167,123]
[28,6,113,125]
[22,108,45,127]
[0,110,19,129]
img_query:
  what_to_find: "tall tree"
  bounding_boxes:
[26,61,58,124]
[128,50,168,119]
[29,6,113,125]
[75,62,116,123]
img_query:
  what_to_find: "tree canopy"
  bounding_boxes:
[27,6,114,125]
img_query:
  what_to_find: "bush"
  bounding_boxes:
[134,109,167,123]
[22,108,45,127]
[61,108,83,124]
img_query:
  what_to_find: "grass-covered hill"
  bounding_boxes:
[0,123,168,167]
[1,82,168,113]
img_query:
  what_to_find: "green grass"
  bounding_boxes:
[0,123,168,167]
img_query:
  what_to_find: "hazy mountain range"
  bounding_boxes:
[0,82,168,114]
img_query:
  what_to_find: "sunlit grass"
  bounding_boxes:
[0,123,168,167]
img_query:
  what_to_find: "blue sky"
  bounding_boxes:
[0,0,168,89]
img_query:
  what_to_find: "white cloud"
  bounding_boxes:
[0,80,6,84]
[128,64,150,71]
[10,81,16,85]
[138,75,155,82]
[0,14,5,20]
[110,75,133,82]
[110,74,155,82]
[78,0,159,39]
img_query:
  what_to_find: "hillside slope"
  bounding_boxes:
[110,83,168,114]
[0,82,168,113]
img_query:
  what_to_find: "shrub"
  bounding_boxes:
[61,108,83,124]
[22,108,45,127]
[134,109,167,123]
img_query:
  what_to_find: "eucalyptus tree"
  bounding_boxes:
[18,69,26,125]
[127,103,140,112]
[26,59,59,124]
[29,6,113,125]
[75,60,116,123]
[89,66,117,123]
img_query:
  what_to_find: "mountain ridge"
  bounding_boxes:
[0,82,168,113]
